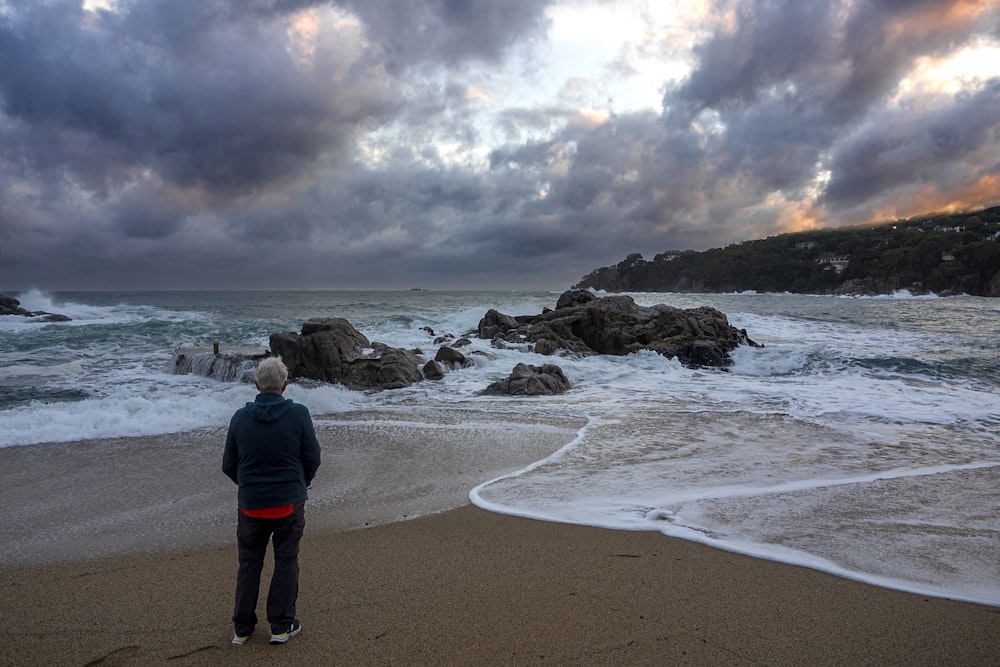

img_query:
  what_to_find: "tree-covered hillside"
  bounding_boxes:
[574,207,1000,296]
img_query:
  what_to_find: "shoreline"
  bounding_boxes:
[4,405,1000,664]
[3,504,999,666]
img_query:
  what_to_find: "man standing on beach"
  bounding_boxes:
[222,356,321,646]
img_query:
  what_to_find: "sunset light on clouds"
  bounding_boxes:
[1,0,998,290]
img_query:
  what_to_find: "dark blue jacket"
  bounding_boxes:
[222,393,321,510]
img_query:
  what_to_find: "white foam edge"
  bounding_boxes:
[470,430,1000,609]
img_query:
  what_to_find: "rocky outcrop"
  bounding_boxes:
[989,270,1000,298]
[269,318,423,391]
[434,345,472,369]
[478,309,521,339]
[270,318,369,384]
[422,345,475,382]
[1,296,26,315]
[482,363,571,396]
[477,289,760,368]
[422,360,446,381]
[173,293,758,391]
[1,296,71,322]
[345,343,423,390]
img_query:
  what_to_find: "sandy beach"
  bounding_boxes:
[1,505,998,666]
[2,410,999,665]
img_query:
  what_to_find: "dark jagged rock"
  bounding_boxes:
[423,360,446,381]
[476,289,760,369]
[482,363,571,396]
[829,278,881,296]
[1,296,72,322]
[269,318,422,391]
[477,309,520,339]
[346,343,423,390]
[0,296,26,316]
[271,318,370,383]
[421,345,475,382]
[555,289,597,309]
[434,345,472,369]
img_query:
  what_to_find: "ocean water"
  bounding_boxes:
[2,288,999,606]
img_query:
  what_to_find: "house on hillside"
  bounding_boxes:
[817,254,850,273]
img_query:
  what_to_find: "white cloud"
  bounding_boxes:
[894,38,1000,101]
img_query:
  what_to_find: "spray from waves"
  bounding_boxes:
[4,289,205,327]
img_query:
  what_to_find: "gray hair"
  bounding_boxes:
[255,356,289,392]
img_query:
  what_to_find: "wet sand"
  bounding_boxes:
[2,411,999,665]
[0,408,583,569]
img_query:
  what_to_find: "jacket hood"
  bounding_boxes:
[246,393,293,423]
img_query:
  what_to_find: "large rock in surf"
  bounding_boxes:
[477,289,760,368]
[0,296,25,315]
[0,295,72,322]
[270,318,370,383]
[345,343,423,390]
[482,363,571,396]
[434,345,472,369]
[269,318,422,391]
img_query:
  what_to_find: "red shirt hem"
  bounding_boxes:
[242,504,294,519]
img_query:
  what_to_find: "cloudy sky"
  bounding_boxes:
[1,0,998,291]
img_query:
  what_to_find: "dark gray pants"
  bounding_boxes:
[232,501,305,636]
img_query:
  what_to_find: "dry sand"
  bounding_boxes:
[2,505,999,666]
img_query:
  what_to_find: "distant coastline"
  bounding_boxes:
[575,206,1000,297]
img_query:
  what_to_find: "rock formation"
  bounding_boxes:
[482,363,571,396]
[173,291,759,392]
[477,289,760,368]
[422,360,446,381]
[269,318,423,391]
[1,296,71,322]
[343,343,423,391]
[434,345,472,369]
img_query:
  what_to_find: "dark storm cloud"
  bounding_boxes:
[1,0,998,291]
[0,0,551,236]
[669,0,838,117]
[336,0,551,70]
[656,0,996,217]
[672,0,990,119]
[489,138,561,170]
[483,111,723,262]
[822,79,1000,208]
[0,0,398,197]
[469,0,1000,263]
[112,186,189,239]
[645,0,1000,232]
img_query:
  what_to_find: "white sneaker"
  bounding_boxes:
[269,620,301,644]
